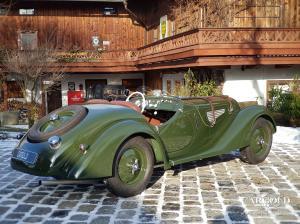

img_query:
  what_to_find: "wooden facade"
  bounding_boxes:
[0,0,299,72]
[0,1,145,50]
[125,0,300,45]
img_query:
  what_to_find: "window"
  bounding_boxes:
[18,31,38,50]
[122,79,143,92]
[103,7,117,16]
[0,7,8,15]
[7,81,23,98]
[19,9,35,15]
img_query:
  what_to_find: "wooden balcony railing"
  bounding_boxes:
[60,28,300,71]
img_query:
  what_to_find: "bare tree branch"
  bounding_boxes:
[2,47,64,105]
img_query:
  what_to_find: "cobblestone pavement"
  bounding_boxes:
[0,139,299,224]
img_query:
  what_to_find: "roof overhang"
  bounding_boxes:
[17,0,123,2]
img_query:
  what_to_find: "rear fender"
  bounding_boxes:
[198,105,276,158]
[227,106,276,149]
[68,120,169,179]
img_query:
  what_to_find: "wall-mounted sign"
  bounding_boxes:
[68,91,84,105]
[92,36,100,47]
[68,82,75,91]
[103,40,110,50]
[19,9,35,15]
[103,7,117,16]
[160,15,168,39]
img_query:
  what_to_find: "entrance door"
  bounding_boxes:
[47,84,62,113]
[85,79,107,99]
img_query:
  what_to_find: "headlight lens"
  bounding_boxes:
[48,136,61,150]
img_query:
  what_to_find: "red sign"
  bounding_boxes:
[68,91,85,105]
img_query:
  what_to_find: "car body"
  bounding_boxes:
[11,94,276,197]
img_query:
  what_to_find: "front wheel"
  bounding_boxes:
[106,137,154,197]
[240,118,273,164]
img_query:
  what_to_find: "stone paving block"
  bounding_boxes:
[0,220,18,224]
[31,207,52,215]
[70,214,89,221]
[97,206,116,214]
[50,210,70,218]
[13,204,33,212]
[0,206,10,215]
[77,204,97,213]
[253,218,276,224]
[182,216,203,223]
[183,206,201,216]
[23,216,44,223]
[116,210,136,219]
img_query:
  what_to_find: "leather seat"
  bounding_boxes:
[110,101,141,113]
[86,99,141,113]
[86,99,109,104]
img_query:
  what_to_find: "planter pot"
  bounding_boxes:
[289,118,300,128]
[271,112,289,126]
[0,111,19,126]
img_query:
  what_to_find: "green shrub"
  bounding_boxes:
[268,86,300,120]
[174,69,221,97]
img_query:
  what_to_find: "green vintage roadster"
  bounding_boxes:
[11,92,276,197]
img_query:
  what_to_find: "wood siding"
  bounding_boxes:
[129,0,300,45]
[0,2,145,50]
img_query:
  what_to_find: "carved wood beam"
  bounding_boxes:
[123,0,147,28]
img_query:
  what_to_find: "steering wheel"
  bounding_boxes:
[126,91,146,113]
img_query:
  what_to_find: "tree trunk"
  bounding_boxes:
[3,81,8,111]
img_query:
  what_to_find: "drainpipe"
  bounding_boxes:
[123,0,147,28]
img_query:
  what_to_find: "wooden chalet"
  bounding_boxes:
[0,0,299,112]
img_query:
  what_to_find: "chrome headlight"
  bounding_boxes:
[48,136,61,150]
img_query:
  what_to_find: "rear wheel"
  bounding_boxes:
[240,118,273,164]
[106,137,154,197]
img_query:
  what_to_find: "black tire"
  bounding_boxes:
[106,136,154,197]
[28,105,87,142]
[240,118,273,164]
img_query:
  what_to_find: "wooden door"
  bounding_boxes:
[47,84,62,113]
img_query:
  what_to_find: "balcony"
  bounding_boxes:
[61,28,300,72]
[136,28,300,70]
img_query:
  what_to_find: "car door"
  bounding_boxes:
[158,106,196,153]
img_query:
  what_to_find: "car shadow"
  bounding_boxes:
[147,150,240,188]
[172,152,240,176]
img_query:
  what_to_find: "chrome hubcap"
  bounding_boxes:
[50,113,59,121]
[127,159,140,175]
[257,137,265,146]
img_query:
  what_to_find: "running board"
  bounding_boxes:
[38,179,103,186]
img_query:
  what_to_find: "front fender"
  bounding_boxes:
[68,119,169,179]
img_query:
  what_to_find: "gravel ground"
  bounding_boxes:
[0,139,299,224]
